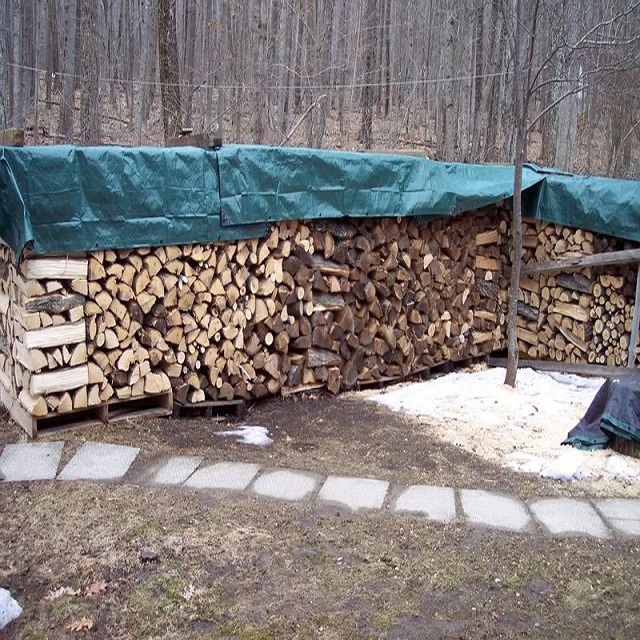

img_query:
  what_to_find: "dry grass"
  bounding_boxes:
[1,481,640,639]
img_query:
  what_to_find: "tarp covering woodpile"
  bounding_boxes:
[1,144,640,258]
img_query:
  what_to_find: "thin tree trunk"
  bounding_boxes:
[505,0,525,388]
[158,0,181,140]
[79,0,101,144]
[59,0,78,141]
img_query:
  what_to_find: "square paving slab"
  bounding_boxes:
[393,485,456,523]
[252,468,320,501]
[0,442,65,481]
[152,456,203,485]
[317,476,389,511]
[58,442,140,481]
[529,498,610,538]
[183,462,260,491]
[595,498,640,536]
[460,489,531,532]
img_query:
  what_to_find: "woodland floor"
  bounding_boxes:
[1,391,640,638]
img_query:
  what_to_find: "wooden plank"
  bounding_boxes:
[30,365,89,395]
[21,258,88,280]
[521,248,640,275]
[24,321,86,349]
[627,264,640,368]
[0,128,25,146]
[166,132,222,148]
[487,356,640,378]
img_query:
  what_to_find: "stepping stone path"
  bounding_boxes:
[58,442,140,481]
[1,440,640,539]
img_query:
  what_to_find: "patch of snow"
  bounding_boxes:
[367,365,640,486]
[540,449,592,482]
[607,455,640,481]
[0,589,22,630]
[505,452,545,474]
[217,425,273,446]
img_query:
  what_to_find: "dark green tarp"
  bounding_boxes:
[0,145,267,258]
[1,143,640,258]
[217,144,546,224]
[526,170,640,242]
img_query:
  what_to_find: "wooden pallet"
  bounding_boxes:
[172,398,246,420]
[355,375,401,391]
[1,385,173,437]
[611,435,640,459]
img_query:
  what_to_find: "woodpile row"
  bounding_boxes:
[0,247,96,426]
[84,211,510,404]
[517,219,639,366]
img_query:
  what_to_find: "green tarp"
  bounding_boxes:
[1,143,640,258]
[0,145,268,258]
[217,144,546,224]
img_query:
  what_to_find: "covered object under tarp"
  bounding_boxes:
[564,377,640,451]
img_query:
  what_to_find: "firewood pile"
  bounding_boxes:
[0,247,91,420]
[517,219,638,366]
[84,211,509,404]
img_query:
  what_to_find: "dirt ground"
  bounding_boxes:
[2,392,640,638]
[2,389,638,500]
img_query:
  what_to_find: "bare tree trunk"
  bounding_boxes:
[505,0,525,388]
[79,0,101,144]
[359,0,375,148]
[158,0,181,140]
[59,0,78,141]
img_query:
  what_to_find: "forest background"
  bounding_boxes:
[0,0,639,178]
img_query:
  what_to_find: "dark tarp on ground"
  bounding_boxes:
[564,377,640,450]
[1,143,640,258]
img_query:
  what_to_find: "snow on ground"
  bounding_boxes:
[368,366,640,484]
[217,425,273,446]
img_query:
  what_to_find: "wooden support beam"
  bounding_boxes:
[627,264,640,368]
[521,248,640,275]
[487,356,640,378]
[30,364,89,395]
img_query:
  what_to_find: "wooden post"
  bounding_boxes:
[627,263,640,368]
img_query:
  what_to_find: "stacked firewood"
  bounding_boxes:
[517,219,637,366]
[589,271,636,366]
[2,253,91,417]
[0,243,14,393]
[85,211,509,402]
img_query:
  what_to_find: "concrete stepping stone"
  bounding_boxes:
[152,456,203,485]
[252,468,320,501]
[595,499,640,536]
[460,489,531,532]
[529,498,610,538]
[393,485,456,523]
[58,442,140,481]
[0,442,64,481]
[183,461,260,491]
[317,476,389,511]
